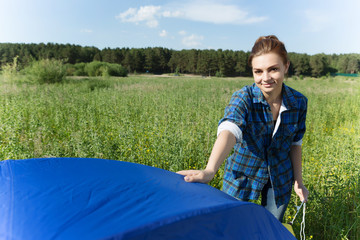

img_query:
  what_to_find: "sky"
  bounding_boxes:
[0,0,359,55]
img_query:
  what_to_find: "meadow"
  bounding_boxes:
[0,74,359,239]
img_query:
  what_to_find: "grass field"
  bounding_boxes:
[0,74,359,239]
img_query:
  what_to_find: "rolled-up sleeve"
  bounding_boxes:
[217,121,242,142]
[218,90,248,143]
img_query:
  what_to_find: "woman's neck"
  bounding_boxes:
[262,89,282,105]
[263,91,282,121]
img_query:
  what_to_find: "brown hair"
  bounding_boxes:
[248,35,289,67]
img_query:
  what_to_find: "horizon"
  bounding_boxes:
[2,42,359,56]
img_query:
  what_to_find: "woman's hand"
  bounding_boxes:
[176,169,216,184]
[177,131,236,184]
[294,181,309,202]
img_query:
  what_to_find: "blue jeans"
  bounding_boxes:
[260,180,289,222]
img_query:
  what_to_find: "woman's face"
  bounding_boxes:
[251,52,289,96]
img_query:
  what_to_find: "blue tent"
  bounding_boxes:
[0,158,295,239]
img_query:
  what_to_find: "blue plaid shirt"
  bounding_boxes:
[220,83,307,207]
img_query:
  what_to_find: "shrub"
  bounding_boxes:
[73,63,87,76]
[1,56,19,81]
[84,61,105,77]
[106,63,127,77]
[175,66,180,76]
[64,63,87,76]
[84,61,127,77]
[25,59,66,84]
[215,70,224,77]
[65,63,76,76]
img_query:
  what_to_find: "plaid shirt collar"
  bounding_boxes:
[252,83,298,110]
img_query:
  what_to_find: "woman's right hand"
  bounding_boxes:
[176,169,216,184]
[176,131,236,184]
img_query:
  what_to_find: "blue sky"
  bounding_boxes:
[0,0,359,54]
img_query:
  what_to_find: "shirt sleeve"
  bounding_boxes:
[291,139,303,146]
[292,97,308,144]
[217,121,242,142]
[218,90,248,143]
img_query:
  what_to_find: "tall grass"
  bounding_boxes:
[285,78,360,239]
[0,75,358,239]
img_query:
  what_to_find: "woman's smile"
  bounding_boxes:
[262,81,276,87]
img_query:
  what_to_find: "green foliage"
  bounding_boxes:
[84,61,106,76]
[1,56,19,82]
[175,66,180,75]
[215,70,224,77]
[25,59,66,84]
[309,54,328,77]
[73,63,87,76]
[1,43,360,77]
[289,53,311,76]
[65,62,87,76]
[106,62,128,77]
[83,61,127,77]
[65,63,76,76]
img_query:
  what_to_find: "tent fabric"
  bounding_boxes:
[0,158,296,240]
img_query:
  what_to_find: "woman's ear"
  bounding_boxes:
[285,61,290,74]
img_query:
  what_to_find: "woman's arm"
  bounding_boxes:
[177,130,236,183]
[290,145,309,202]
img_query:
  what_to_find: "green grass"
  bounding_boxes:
[0,75,359,239]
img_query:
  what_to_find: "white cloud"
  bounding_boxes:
[159,29,168,37]
[116,1,266,28]
[175,1,267,24]
[116,5,161,28]
[178,30,187,36]
[162,10,183,18]
[182,34,204,47]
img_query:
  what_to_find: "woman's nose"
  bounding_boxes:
[262,71,271,80]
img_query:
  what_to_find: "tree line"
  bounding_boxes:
[0,42,359,77]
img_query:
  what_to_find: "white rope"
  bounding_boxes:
[300,202,306,240]
[290,201,306,240]
[290,201,304,225]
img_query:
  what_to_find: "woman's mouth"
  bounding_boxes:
[262,82,275,87]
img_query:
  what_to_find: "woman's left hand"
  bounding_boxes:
[294,181,309,202]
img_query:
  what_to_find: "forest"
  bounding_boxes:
[0,42,359,77]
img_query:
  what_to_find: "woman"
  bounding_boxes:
[177,35,309,222]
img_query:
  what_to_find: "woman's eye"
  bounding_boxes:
[270,68,278,72]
